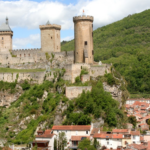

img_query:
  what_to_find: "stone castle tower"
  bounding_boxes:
[39,21,61,52]
[73,14,94,64]
[0,17,13,53]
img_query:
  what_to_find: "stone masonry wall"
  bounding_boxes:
[0,71,55,84]
[0,50,74,66]
[65,86,92,99]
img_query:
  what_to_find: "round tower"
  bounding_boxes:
[39,21,61,52]
[73,14,94,64]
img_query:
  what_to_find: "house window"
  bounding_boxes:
[92,50,94,55]
[57,130,59,133]
[66,131,67,133]
[92,32,93,37]
[77,52,78,54]
[51,37,52,39]
[2,37,3,40]
[86,131,88,134]
[133,136,136,139]
[85,41,87,45]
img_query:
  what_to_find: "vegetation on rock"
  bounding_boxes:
[61,9,150,96]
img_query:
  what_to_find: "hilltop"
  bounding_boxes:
[61,9,150,97]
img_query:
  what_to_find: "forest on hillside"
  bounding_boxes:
[61,9,150,96]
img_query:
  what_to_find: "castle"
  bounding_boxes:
[0,14,111,84]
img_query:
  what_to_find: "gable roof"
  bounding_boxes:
[130,131,140,136]
[52,125,91,131]
[112,129,129,133]
[93,133,123,139]
[71,136,90,141]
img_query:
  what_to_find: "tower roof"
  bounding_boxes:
[0,17,12,32]
[46,21,50,25]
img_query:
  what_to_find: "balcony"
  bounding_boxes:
[68,144,78,149]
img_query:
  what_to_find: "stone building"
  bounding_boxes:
[39,21,61,52]
[73,15,94,64]
[0,17,13,53]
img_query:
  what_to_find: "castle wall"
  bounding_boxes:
[90,65,111,77]
[65,86,92,99]
[0,71,56,84]
[63,63,90,83]
[81,74,90,83]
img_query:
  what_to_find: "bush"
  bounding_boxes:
[21,80,30,90]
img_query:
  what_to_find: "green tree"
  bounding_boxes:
[93,138,100,149]
[58,132,67,150]
[78,139,96,150]
[54,138,57,150]
[128,115,137,128]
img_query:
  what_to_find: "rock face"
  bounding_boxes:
[103,82,122,106]
[0,85,23,107]
[54,101,67,125]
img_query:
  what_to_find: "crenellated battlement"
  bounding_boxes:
[0,31,13,35]
[12,48,41,56]
[39,24,61,30]
[12,48,41,52]
[73,15,94,22]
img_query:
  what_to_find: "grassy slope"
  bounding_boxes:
[0,68,45,73]
[61,9,150,96]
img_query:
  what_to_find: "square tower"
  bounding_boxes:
[39,21,61,52]
[0,17,13,53]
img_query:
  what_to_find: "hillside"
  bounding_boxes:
[0,71,127,144]
[61,9,150,97]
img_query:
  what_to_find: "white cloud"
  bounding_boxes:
[1,0,150,30]
[1,0,150,48]
[13,34,40,49]
[61,36,74,42]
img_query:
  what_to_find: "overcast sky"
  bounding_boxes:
[0,0,150,49]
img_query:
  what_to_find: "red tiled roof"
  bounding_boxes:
[37,130,44,133]
[91,128,99,135]
[36,134,54,138]
[128,143,147,150]
[44,129,52,135]
[140,136,144,141]
[52,125,91,131]
[93,134,123,139]
[112,134,123,139]
[71,136,90,141]
[112,129,129,133]
[130,131,140,136]
[2,147,12,150]
[139,123,148,126]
